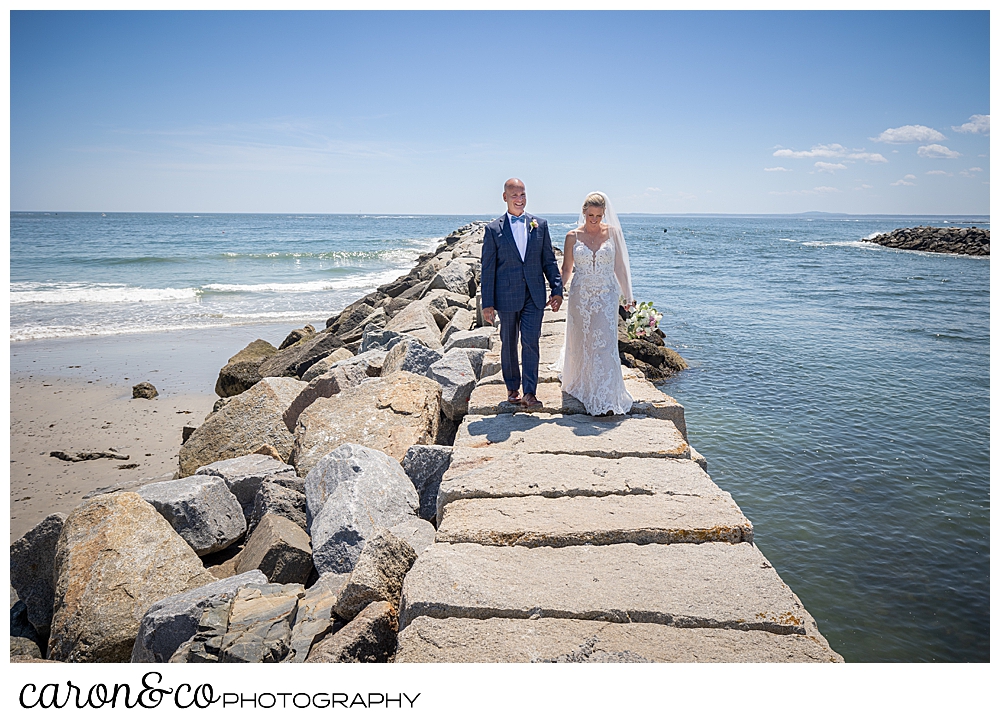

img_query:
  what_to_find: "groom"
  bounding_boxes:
[480,178,563,409]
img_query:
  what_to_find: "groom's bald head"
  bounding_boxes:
[503,178,526,216]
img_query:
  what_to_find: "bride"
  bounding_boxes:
[555,192,635,416]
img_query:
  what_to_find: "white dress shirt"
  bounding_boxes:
[507,212,528,262]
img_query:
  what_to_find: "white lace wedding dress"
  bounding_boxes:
[558,233,634,416]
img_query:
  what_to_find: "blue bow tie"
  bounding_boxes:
[510,214,526,223]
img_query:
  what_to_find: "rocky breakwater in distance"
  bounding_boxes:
[7,219,694,664]
[864,226,989,256]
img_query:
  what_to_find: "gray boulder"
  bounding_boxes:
[131,570,267,663]
[443,327,494,352]
[305,601,397,663]
[195,453,296,519]
[333,529,417,620]
[248,481,308,536]
[216,339,279,397]
[401,445,453,523]
[258,331,346,379]
[138,475,246,556]
[441,308,475,346]
[301,347,354,381]
[11,601,44,659]
[10,512,64,637]
[383,301,443,350]
[234,514,314,585]
[381,337,443,377]
[285,572,350,663]
[179,377,305,477]
[279,325,316,350]
[360,328,408,353]
[427,350,476,421]
[429,259,475,296]
[283,360,375,432]
[304,444,419,575]
[47,492,216,662]
[456,347,487,379]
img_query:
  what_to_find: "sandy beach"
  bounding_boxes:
[8,321,324,542]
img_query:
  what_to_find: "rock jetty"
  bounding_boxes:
[865,226,989,256]
[9,220,841,664]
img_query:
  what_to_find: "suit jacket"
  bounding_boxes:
[480,212,563,313]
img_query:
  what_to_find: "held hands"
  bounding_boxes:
[546,295,563,312]
[482,307,497,325]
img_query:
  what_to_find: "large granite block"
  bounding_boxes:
[455,413,689,460]
[399,541,817,636]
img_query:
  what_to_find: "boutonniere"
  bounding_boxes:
[529,219,538,231]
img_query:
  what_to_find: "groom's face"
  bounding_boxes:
[503,182,526,216]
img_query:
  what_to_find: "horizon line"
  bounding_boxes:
[10,210,992,218]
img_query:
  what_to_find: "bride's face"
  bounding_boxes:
[584,206,604,228]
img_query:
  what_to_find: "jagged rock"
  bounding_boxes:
[381,337,443,377]
[234,514,314,585]
[395,278,432,301]
[258,331,346,379]
[283,351,387,432]
[443,328,493,352]
[441,308,475,346]
[216,340,280,397]
[427,350,476,421]
[182,425,197,442]
[285,572,350,662]
[47,492,216,663]
[327,297,378,335]
[247,481,308,536]
[305,601,397,663]
[865,226,989,256]
[378,275,419,299]
[10,513,64,637]
[11,635,43,659]
[304,444,419,575]
[218,583,305,663]
[618,330,688,381]
[174,596,232,663]
[195,453,296,519]
[131,570,267,663]
[138,475,246,556]
[455,347,487,379]
[429,259,475,296]
[279,325,316,350]
[401,445,453,523]
[301,347,355,381]
[132,382,158,399]
[333,529,417,620]
[292,371,442,475]
[338,307,388,344]
[383,301,442,350]
[253,443,284,461]
[360,328,409,353]
[179,377,305,476]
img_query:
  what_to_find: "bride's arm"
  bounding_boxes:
[561,232,574,290]
[613,236,634,308]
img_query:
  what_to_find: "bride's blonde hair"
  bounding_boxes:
[582,192,606,211]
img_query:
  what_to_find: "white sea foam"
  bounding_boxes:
[203,270,400,294]
[10,282,201,305]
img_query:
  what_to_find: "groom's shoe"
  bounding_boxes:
[520,393,543,410]
[507,389,522,404]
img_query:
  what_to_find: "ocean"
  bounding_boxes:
[8,211,990,662]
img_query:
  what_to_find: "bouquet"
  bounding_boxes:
[625,301,663,341]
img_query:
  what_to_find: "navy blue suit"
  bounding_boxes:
[480,213,563,396]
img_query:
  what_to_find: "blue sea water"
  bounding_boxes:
[8,211,990,662]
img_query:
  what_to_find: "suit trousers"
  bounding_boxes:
[498,287,544,396]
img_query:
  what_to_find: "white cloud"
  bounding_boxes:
[854,184,874,190]
[959,167,983,177]
[925,170,952,176]
[773,143,847,159]
[764,166,791,172]
[773,143,887,163]
[918,144,961,159]
[871,125,946,144]
[769,186,840,196]
[968,167,983,172]
[646,187,662,192]
[952,114,990,135]
[891,175,917,187]
[848,151,889,163]
[814,162,847,173]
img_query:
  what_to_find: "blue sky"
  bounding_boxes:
[10,10,990,214]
